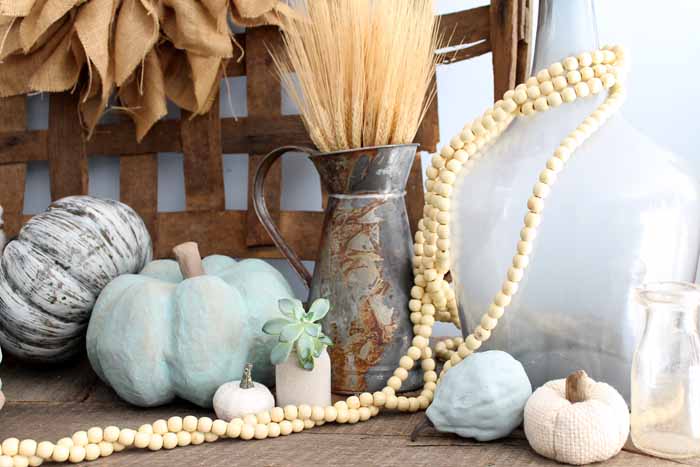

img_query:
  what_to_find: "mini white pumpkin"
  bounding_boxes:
[213,363,275,421]
[524,370,629,465]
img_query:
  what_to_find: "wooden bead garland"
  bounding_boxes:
[0,46,627,465]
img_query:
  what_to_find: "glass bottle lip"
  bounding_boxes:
[636,281,700,307]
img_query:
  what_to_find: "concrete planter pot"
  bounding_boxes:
[275,349,331,407]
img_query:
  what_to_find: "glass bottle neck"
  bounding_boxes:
[532,0,599,70]
[644,305,700,337]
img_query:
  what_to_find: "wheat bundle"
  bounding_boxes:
[271,0,439,153]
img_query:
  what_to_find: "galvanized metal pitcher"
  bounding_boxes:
[253,144,421,394]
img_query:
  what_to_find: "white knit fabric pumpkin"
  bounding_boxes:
[524,371,629,465]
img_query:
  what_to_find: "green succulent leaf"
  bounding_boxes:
[296,333,315,370]
[318,333,334,346]
[307,298,330,322]
[278,298,301,319]
[270,341,293,365]
[279,323,304,343]
[304,323,321,337]
[262,318,291,335]
[312,338,325,358]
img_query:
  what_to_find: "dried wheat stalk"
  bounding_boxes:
[271,0,438,153]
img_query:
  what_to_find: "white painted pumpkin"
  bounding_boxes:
[0,196,152,361]
[213,364,275,421]
[524,370,629,465]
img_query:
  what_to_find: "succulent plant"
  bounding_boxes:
[262,298,333,370]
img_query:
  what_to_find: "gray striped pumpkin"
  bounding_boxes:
[0,196,152,362]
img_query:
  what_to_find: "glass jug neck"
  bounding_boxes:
[637,282,700,336]
[532,0,599,71]
[644,306,700,335]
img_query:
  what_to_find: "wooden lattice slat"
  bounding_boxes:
[0,3,531,262]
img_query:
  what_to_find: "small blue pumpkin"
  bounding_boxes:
[87,243,294,407]
[427,350,532,441]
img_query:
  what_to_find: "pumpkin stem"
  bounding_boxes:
[173,242,206,279]
[240,363,254,389]
[565,369,589,403]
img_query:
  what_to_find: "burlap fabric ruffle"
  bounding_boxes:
[0,0,290,141]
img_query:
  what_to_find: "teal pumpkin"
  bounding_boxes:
[426,350,532,441]
[86,253,294,408]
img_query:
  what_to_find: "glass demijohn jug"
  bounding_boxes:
[631,282,700,459]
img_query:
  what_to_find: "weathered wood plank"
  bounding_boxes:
[438,6,491,48]
[490,0,519,100]
[181,99,225,212]
[47,93,88,200]
[0,96,28,238]
[245,27,283,248]
[120,154,159,244]
[155,210,323,260]
[516,0,533,84]
[0,354,97,403]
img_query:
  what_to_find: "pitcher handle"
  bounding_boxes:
[253,146,318,288]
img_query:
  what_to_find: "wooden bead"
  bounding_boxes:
[51,446,69,463]
[384,395,399,410]
[68,446,86,464]
[566,70,581,84]
[239,425,255,441]
[268,423,281,438]
[552,75,567,91]
[324,406,338,423]
[457,343,470,358]
[311,406,325,421]
[243,414,258,426]
[412,335,428,348]
[226,421,242,438]
[212,420,228,436]
[197,417,213,433]
[547,91,562,107]
[112,443,125,452]
[12,456,28,467]
[548,62,564,76]
[18,440,36,458]
[534,96,549,112]
[85,428,103,445]
[176,431,196,447]
[283,405,298,421]
[182,415,198,432]
[521,101,535,116]
[372,391,386,407]
[134,432,151,449]
[563,56,579,71]
[291,419,305,433]
[539,80,554,96]
[335,409,350,424]
[71,432,88,448]
[526,85,540,100]
[539,169,557,185]
[592,50,604,64]
[397,397,410,412]
[56,439,73,449]
[513,254,530,269]
[117,429,135,447]
[303,418,315,429]
[36,442,53,461]
[465,335,482,351]
[561,87,577,103]
[508,266,525,282]
[138,424,153,434]
[387,376,402,391]
[86,444,101,461]
[0,456,11,467]
[102,427,119,444]
[152,419,168,435]
[99,441,114,457]
[578,52,593,67]
[580,66,594,81]
[358,407,372,421]
[148,434,163,451]
[254,425,269,440]
[279,420,294,436]
[255,411,271,425]
[481,315,498,331]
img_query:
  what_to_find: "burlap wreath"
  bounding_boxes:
[0,0,291,141]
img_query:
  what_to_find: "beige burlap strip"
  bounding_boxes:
[118,49,167,141]
[114,0,159,86]
[161,0,232,58]
[30,25,85,92]
[18,0,79,52]
[231,0,296,28]
[231,0,277,19]
[0,17,23,60]
[75,0,118,134]
[200,0,229,32]
[187,52,224,113]
[0,0,37,17]
[0,16,71,96]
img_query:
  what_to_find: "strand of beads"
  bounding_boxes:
[415,46,627,373]
[0,46,628,466]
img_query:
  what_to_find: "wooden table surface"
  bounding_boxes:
[0,356,696,467]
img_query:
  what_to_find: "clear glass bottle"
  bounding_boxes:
[632,282,700,459]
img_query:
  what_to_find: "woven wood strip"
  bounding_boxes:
[0,96,27,239]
